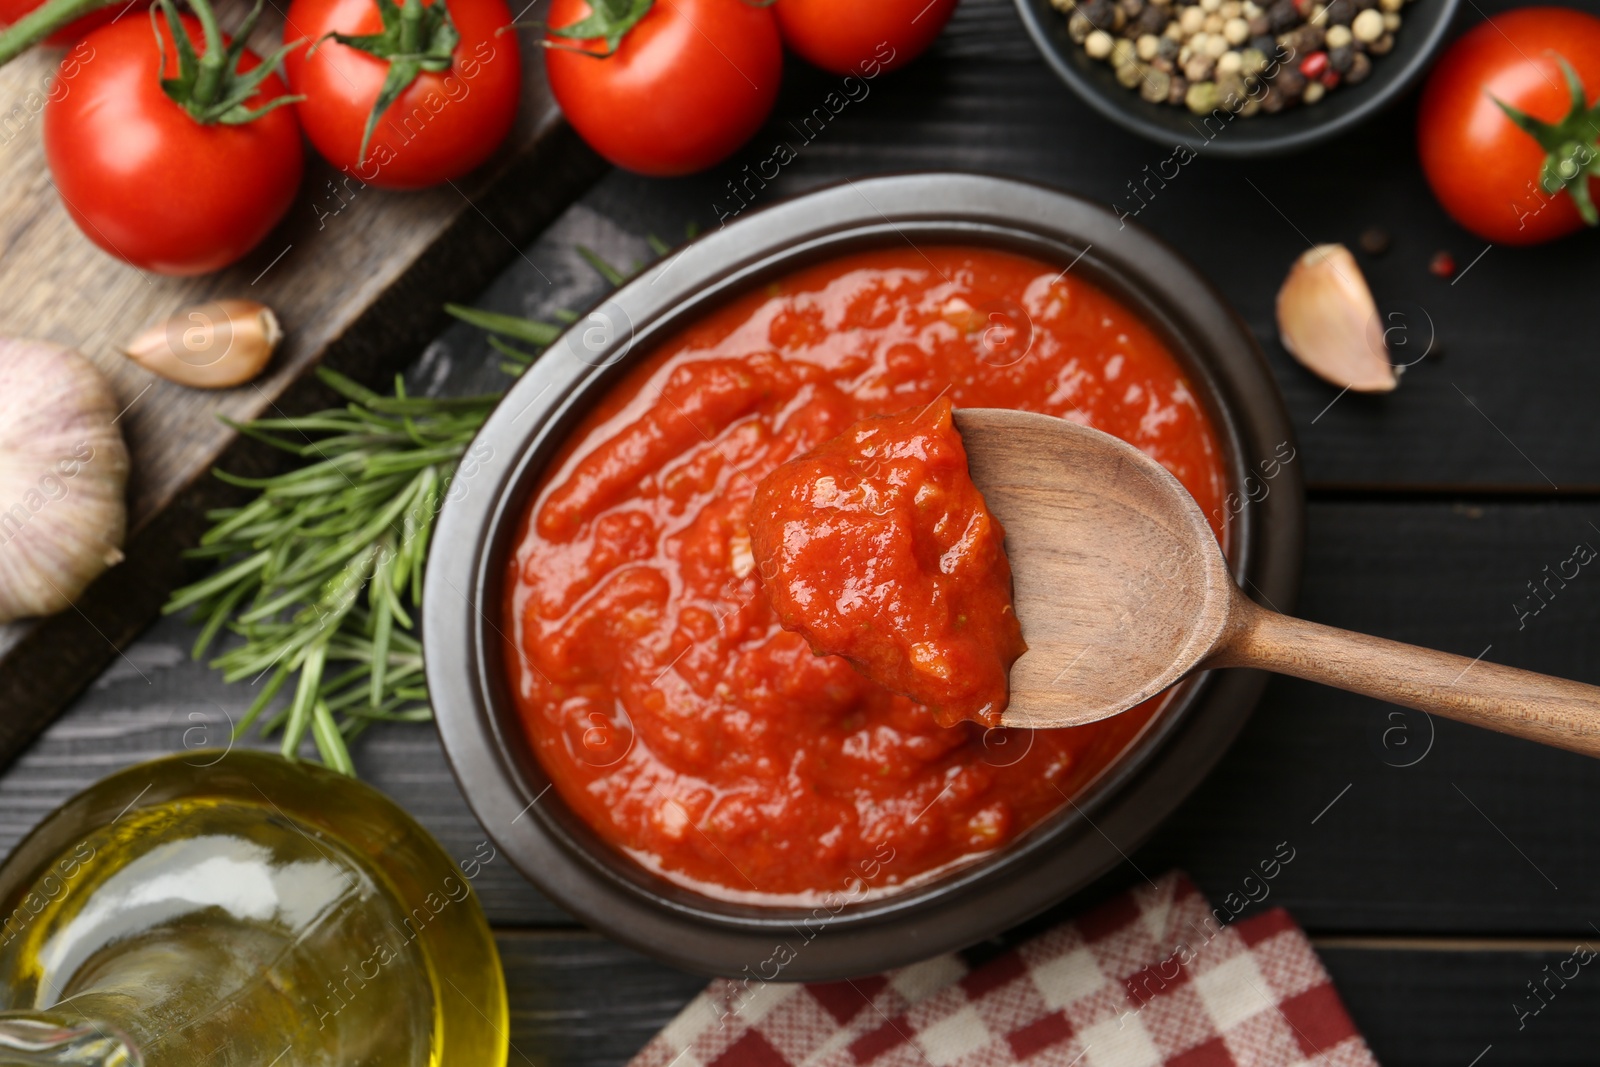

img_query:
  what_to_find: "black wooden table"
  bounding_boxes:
[6,0,1599,1061]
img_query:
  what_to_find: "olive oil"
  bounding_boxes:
[0,752,508,1067]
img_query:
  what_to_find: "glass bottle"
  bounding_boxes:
[0,750,508,1066]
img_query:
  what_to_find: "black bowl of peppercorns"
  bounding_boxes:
[1014,0,1459,155]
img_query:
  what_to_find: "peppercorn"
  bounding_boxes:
[1302,79,1326,103]
[1325,23,1352,47]
[1328,44,1353,71]
[1117,60,1146,87]
[1267,0,1298,31]
[1068,11,1095,40]
[1186,80,1223,112]
[1367,31,1394,54]
[1136,5,1169,35]
[1274,65,1307,100]
[1300,50,1329,78]
[1322,0,1354,23]
[1185,54,1217,80]
[1260,84,1287,111]
[1216,70,1247,104]
[1345,50,1372,82]
[1086,29,1115,57]
[1120,0,1145,16]
[1168,74,1190,104]
[1079,0,1118,30]
[1250,32,1277,53]
[1350,7,1383,40]
[1140,68,1173,101]
[1157,35,1181,59]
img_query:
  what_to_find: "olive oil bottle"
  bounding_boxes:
[0,751,508,1066]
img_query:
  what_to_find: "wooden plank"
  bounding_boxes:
[0,22,607,765]
[1319,943,1600,1065]
[491,930,1600,1066]
[498,931,704,1067]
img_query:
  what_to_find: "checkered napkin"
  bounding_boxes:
[629,873,1376,1067]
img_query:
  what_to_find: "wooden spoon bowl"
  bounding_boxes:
[958,408,1600,757]
[958,408,1234,728]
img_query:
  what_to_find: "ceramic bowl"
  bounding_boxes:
[1012,0,1461,156]
[424,173,1304,979]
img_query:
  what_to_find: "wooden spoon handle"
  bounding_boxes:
[1209,594,1600,758]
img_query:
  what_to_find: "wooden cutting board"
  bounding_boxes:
[0,23,605,764]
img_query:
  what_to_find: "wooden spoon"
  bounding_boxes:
[955,407,1600,758]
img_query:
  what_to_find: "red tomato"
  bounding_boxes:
[283,0,521,189]
[43,15,302,275]
[1418,6,1600,245]
[0,0,133,48]
[545,0,781,176]
[774,0,957,76]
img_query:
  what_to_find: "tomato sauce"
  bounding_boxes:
[505,246,1228,902]
[749,397,1027,728]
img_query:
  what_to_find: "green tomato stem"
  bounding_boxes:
[0,0,118,66]
[185,0,226,105]
[1491,54,1600,228]
[399,0,422,54]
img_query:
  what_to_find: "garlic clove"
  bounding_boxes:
[1276,244,1396,393]
[123,299,281,389]
[0,339,130,625]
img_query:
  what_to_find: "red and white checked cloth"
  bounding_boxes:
[629,872,1376,1067]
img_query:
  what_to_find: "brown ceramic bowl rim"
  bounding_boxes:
[423,172,1304,980]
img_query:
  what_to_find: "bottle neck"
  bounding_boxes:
[0,1013,142,1067]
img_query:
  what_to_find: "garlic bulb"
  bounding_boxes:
[0,340,130,624]
[1276,244,1397,393]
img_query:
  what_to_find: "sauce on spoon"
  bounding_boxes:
[750,397,1026,727]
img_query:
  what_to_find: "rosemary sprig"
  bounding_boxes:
[169,243,652,773]
[165,366,520,771]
